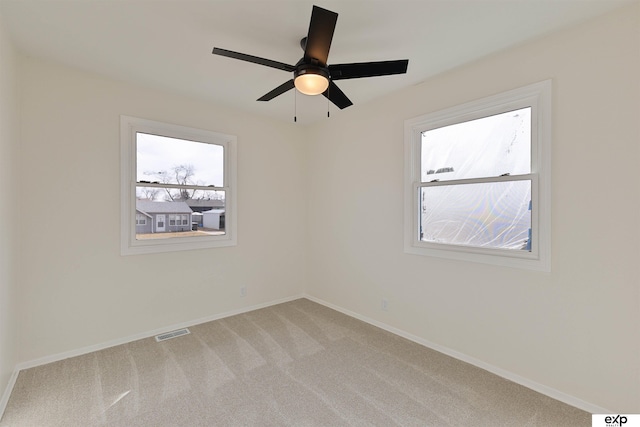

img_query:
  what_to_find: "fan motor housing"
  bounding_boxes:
[294,63,330,81]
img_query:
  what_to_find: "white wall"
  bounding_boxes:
[0,17,19,408]
[306,4,640,413]
[16,57,308,363]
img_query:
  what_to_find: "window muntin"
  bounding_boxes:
[121,116,237,255]
[404,81,551,271]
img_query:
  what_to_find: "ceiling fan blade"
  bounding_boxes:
[304,6,338,65]
[257,79,295,101]
[329,60,409,80]
[323,81,353,110]
[212,47,296,72]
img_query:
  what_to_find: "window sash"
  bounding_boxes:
[416,175,537,255]
[420,107,532,182]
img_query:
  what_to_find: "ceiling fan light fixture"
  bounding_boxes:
[294,66,329,96]
[212,5,408,110]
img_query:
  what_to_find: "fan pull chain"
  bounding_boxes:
[327,85,330,118]
[294,89,297,123]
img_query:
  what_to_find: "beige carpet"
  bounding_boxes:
[1,299,590,426]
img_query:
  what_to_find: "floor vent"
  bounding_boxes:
[155,328,191,342]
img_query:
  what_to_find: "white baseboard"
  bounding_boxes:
[0,369,19,422]
[15,294,304,372]
[302,293,612,415]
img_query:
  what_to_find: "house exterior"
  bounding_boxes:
[135,200,193,234]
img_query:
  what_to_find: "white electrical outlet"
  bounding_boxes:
[240,286,247,297]
[381,299,389,311]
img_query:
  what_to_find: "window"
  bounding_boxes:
[135,214,147,225]
[121,116,237,255]
[168,214,190,227]
[404,81,551,271]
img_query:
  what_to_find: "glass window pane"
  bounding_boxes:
[135,187,225,240]
[420,180,531,251]
[136,133,224,187]
[421,107,531,182]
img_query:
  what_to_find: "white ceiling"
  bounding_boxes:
[0,0,632,125]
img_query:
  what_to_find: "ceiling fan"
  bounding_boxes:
[212,5,409,111]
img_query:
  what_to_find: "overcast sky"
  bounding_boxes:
[136,133,224,187]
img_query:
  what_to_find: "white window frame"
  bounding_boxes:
[120,116,237,255]
[404,80,551,271]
